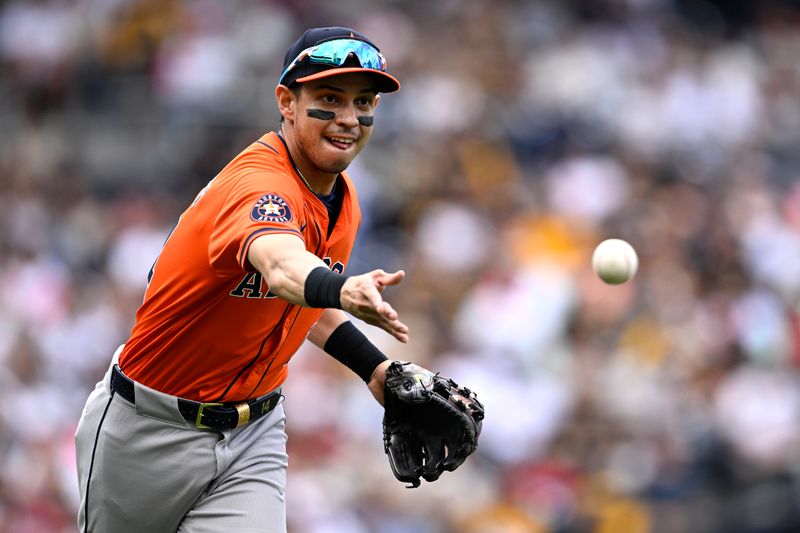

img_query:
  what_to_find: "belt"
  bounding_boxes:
[111,365,281,430]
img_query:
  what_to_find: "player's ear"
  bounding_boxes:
[374,94,381,110]
[276,84,297,122]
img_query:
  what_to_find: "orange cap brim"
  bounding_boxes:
[294,68,400,93]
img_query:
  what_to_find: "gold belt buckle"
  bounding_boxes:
[234,402,251,428]
[195,402,223,429]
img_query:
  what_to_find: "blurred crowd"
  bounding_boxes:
[2,0,800,531]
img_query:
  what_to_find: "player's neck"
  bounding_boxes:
[294,160,337,196]
[279,129,337,196]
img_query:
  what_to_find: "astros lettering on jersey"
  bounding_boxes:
[119,132,360,402]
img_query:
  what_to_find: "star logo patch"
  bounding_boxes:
[251,194,292,223]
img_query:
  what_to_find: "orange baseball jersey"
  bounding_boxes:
[119,132,361,402]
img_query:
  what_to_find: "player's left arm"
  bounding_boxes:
[308,308,392,405]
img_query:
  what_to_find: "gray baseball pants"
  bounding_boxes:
[75,354,288,533]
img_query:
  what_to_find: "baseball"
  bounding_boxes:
[592,239,638,284]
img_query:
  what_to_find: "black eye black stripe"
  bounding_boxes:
[307,109,335,120]
[306,109,373,127]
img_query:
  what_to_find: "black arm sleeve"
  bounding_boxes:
[304,266,348,308]
[324,321,389,382]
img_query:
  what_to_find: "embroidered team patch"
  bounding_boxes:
[251,194,292,222]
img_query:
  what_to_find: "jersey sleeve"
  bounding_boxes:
[209,170,304,275]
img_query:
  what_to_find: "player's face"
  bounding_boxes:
[292,74,378,175]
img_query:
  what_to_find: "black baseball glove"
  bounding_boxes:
[382,361,485,488]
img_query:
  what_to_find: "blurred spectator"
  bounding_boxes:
[1,0,800,531]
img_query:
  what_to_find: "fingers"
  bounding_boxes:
[387,320,409,343]
[376,305,408,343]
[375,277,409,342]
[359,269,405,301]
[378,300,397,321]
[375,269,405,289]
[341,270,409,342]
[385,324,409,343]
[379,300,409,339]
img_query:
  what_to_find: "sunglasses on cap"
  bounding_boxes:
[278,38,388,86]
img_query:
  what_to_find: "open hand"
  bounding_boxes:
[340,270,409,343]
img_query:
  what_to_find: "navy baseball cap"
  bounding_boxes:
[279,26,400,93]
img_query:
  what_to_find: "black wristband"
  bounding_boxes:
[304,266,348,308]
[324,321,389,383]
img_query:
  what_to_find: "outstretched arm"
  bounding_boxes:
[248,233,409,342]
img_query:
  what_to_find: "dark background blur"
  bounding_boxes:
[2,0,800,532]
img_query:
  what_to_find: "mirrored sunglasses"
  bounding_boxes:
[279,38,388,85]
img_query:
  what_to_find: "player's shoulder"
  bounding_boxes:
[228,132,290,175]
[216,133,301,193]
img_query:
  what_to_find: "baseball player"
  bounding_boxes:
[75,27,408,532]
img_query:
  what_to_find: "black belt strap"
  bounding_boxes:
[111,365,281,431]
